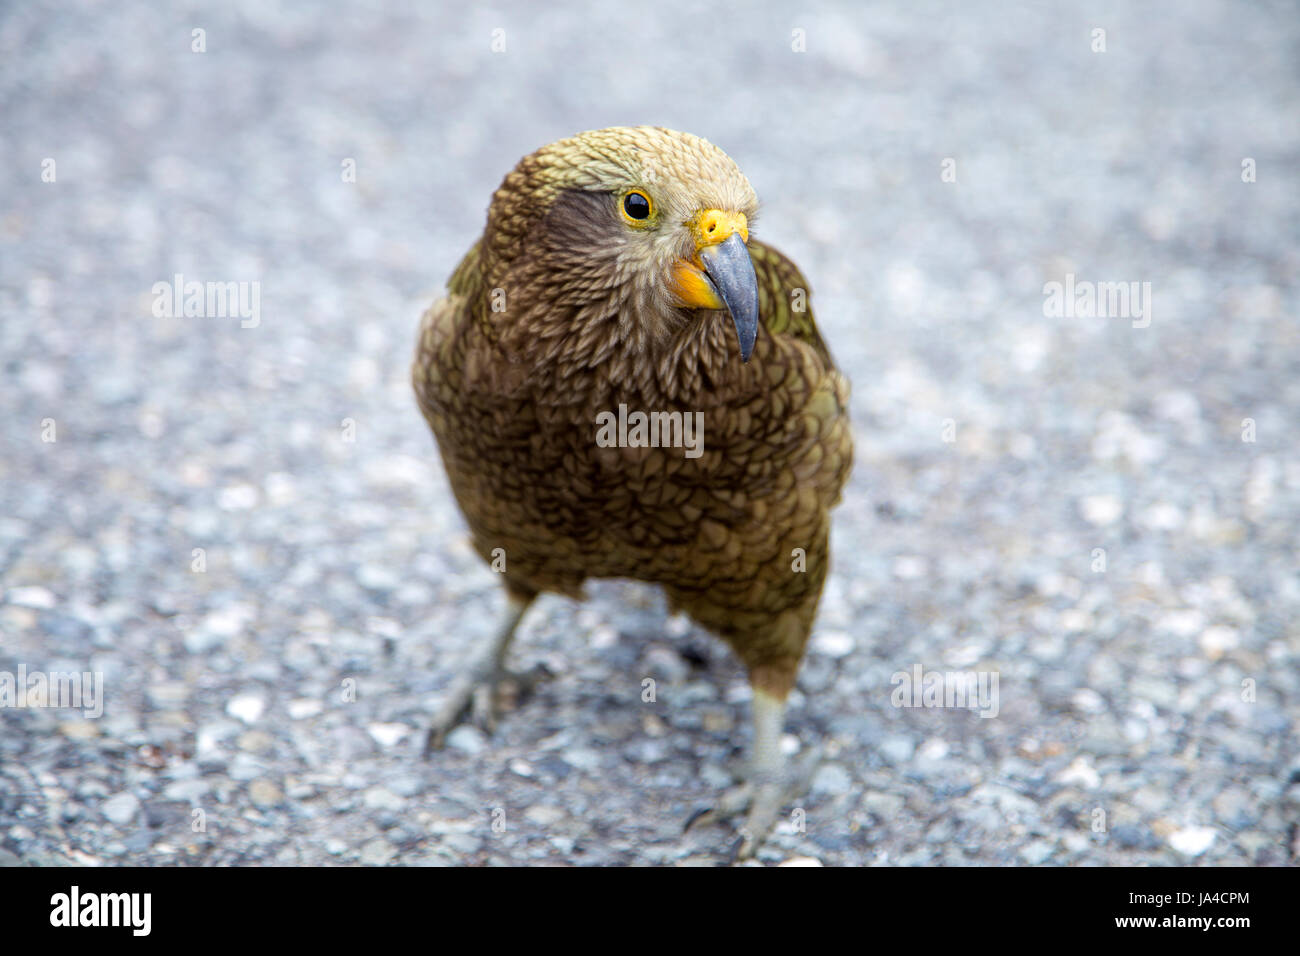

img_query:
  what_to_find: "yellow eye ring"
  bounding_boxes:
[621,190,653,223]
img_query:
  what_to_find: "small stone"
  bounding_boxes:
[359,838,397,866]
[549,836,576,855]
[811,630,854,658]
[892,556,928,580]
[917,738,949,761]
[1019,840,1055,864]
[1155,609,1204,637]
[879,735,915,764]
[148,682,189,707]
[357,564,400,591]
[162,779,209,803]
[524,805,565,826]
[862,790,906,818]
[287,698,322,719]
[1199,626,1239,660]
[561,747,602,772]
[1141,502,1183,531]
[1079,495,1123,526]
[367,722,410,748]
[229,752,265,781]
[226,693,265,724]
[6,586,56,609]
[186,604,254,653]
[811,763,853,796]
[1071,689,1107,714]
[196,720,241,759]
[778,856,824,867]
[1055,757,1101,790]
[444,725,486,754]
[217,484,259,510]
[440,832,480,855]
[248,779,283,808]
[643,644,688,682]
[101,792,140,825]
[386,774,424,797]
[1211,788,1256,829]
[363,786,406,811]
[59,720,100,740]
[1062,832,1091,854]
[1111,824,1158,850]
[237,730,274,753]
[1168,826,1216,856]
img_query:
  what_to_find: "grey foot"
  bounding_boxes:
[685,745,823,861]
[423,662,551,755]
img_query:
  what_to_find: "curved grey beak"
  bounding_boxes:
[699,232,759,362]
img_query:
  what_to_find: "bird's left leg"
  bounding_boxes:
[686,679,822,860]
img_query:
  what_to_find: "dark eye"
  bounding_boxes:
[623,191,651,221]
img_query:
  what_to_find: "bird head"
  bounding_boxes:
[486,127,762,362]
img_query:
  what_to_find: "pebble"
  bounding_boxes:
[287,699,323,719]
[523,805,565,827]
[101,792,140,825]
[359,838,397,866]
[248,779,283,808]
[367,722,410,748]
[811,763,854,796]
[5,586,56,609]
[217,484,259,511]
[878,735,916,765]
[1199,626,1239,659]
[148,682,189,707]
[229,752,267,781]
[162,779,209,803]
[811,630,855,658]
[59,720,100,740]
[362,786,405,811]
[1168,826,1217,857]
[1055,757,1101,790]
[444,726,487,755]
[862,790,906,818]
[186,604,255,653]
[1079,495,1123,526]
[1019,840,1055,864]
[226,693,266,725]
[238,730,275,753]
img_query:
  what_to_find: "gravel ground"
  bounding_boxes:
[1,0,1297,866]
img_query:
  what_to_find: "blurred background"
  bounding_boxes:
[1,0,1296,865]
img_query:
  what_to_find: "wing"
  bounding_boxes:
[447,239,485,301]
[748,238,836,370]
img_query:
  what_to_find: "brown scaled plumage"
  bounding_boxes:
[412,127,852,857]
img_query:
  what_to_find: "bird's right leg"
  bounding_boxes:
[423,588,537,754]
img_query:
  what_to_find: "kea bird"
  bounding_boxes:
[412,126,852,857]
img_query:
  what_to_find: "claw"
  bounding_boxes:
[685,744,824,861]
[423,662,552,756]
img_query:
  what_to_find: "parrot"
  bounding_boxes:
[412,126,852,858]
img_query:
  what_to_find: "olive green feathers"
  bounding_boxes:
[413,126,851,700]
